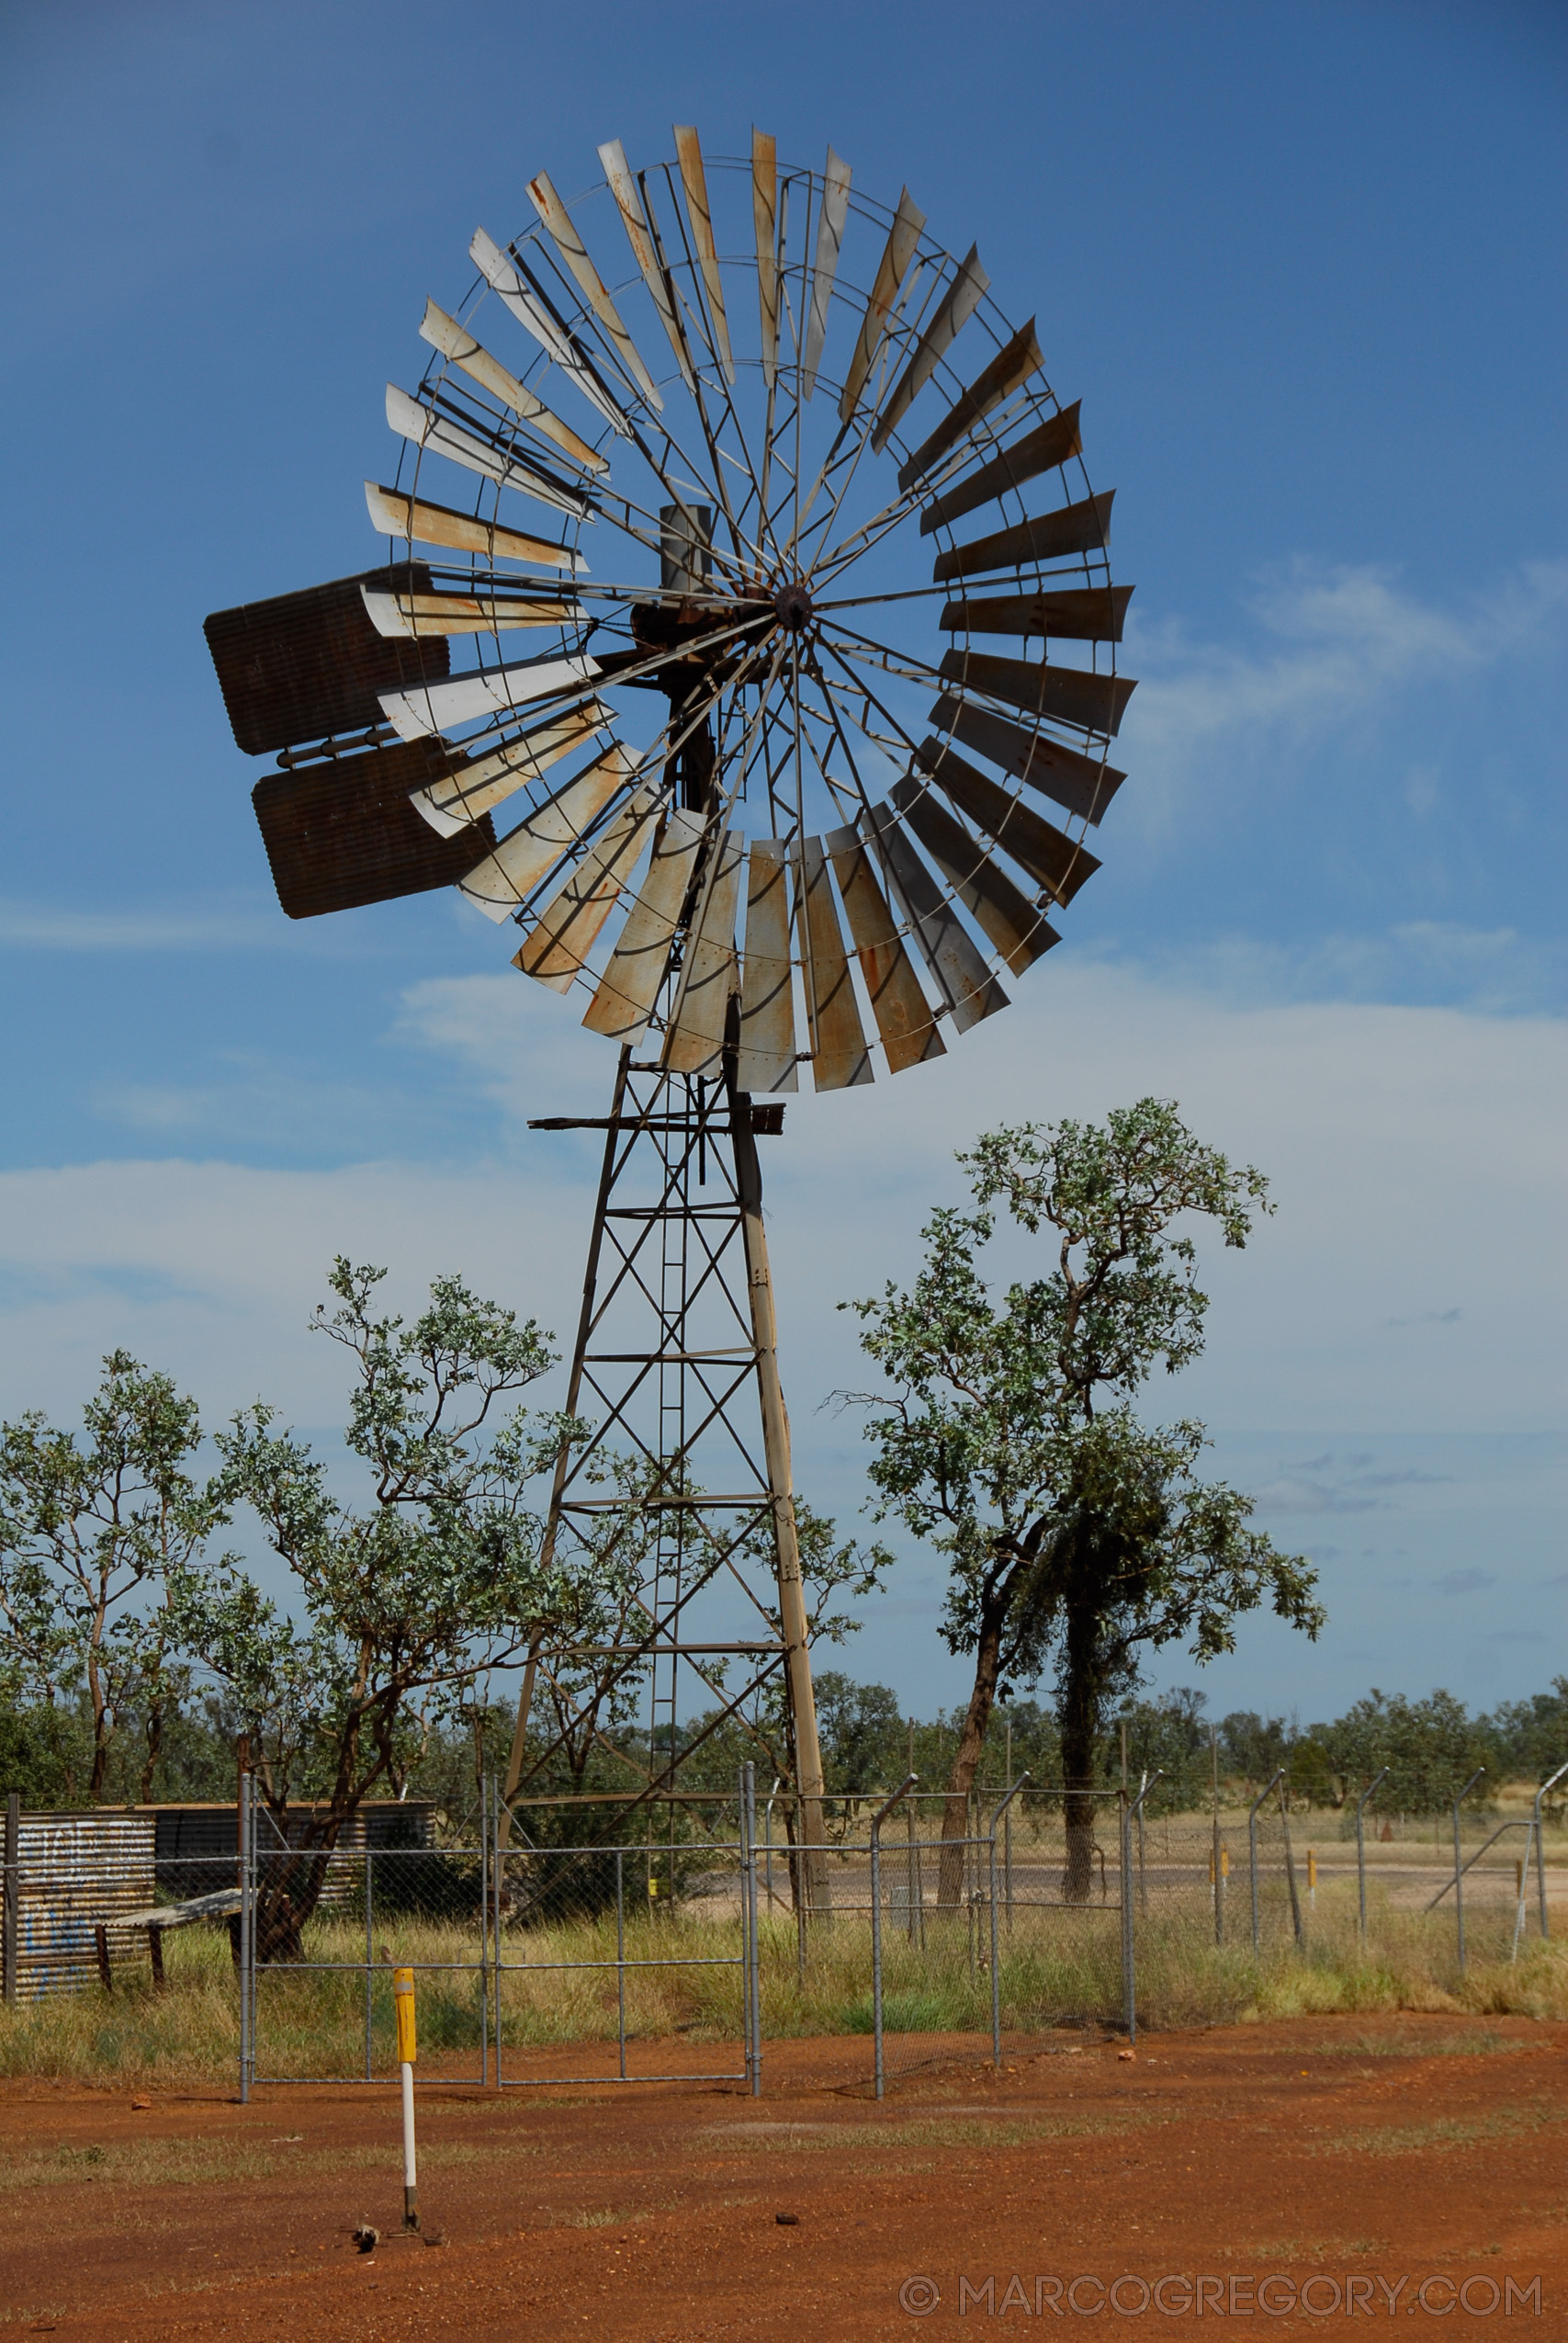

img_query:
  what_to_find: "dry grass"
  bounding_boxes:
[1,1871,1562,2088]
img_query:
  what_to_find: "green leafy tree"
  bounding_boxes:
[0,1353,227,1804]
[1314,1689,1494,1817]
[177,1261,589,1954]
[845,1102,1325,1900]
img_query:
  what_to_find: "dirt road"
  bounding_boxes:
[1,2016,1562,2336]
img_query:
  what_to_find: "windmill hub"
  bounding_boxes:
[771,578,814,634]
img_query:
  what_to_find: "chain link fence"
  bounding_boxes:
[3,1762,1560,2098]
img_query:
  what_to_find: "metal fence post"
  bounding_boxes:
[987,1774,1031,2067]
[364,1842,375,2082]
[615,1849,626,2081]
[1450,1767,1484,1973]
[1529,1762,1566,1942]
[1279,1781,1304,1948]
[1247,1770,1285,1957]
[237,1771,253,2104]
[1122,1773,1163,2046]
[479,1773,491,2089]
[870,1774,917,2101]
[1356,1768,1389,1947]
[741,1763,761,2098]
[2,1792,17,2009]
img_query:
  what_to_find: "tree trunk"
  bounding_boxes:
[140,1696,165,1806]
[938,1597,1007,1908]
[1058,1607,1102,1905]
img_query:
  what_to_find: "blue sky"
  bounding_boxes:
[0,0,1562,1728]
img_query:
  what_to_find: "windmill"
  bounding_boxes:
[204,130,1133,1905]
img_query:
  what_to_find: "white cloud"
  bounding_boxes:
[5,958,1557,1454]
[1122,555,1568,771]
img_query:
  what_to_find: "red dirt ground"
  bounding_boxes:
[1,2017,1562,2337]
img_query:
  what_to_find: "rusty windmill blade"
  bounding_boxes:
[672,125,735,384]
[838,187,926,422]
[526,171,665,411]
[469,228,632,436]
[583,805,708,1044]
[378,650,602,742]
[927,693,1125,826]
[888,774,1059,975]
[752,129,780,392]
[737,839,797,1093]
[411,702,610,836]
[919,402,1082,533]
[364,482,585,572]
[597,138,697,392]
[859,802,1009,1035]
[801,147,852,402]
[931,490,1115,583]
[940,584,1134,642]
[457,741,643,920]
[793,832,872,1088]
[909,739,1101,906]
[824,823,944,1071]
[361,584,584,638]
[665,827,745,1073]
[513,787,660,987]
[871,243,989,455]
[385,384,593,521]
[418,301,607,473]
[938,648,1137,739]
[897,319,1044,492]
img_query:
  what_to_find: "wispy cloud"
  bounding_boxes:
[1435,1568,1497,1596]
[1124,557,1568,767]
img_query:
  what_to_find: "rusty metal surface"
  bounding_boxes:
[666,826,744,1073]
[938,647,1137,737]
[824,822,944,1073]
[364,482,582,572]
[859,803,1008,1036]
[919,401,1082,533]
[673,126,735,384]
[738,838,797,1093]
[927,693,1124,826]
[598,137,696,392]
[941,584,1133,642]
[513,787,657,989]
[418,300,606,473]
[752,130,779,391]
[379,650,601,741]
[385,382,590,521]
[931,489,1115,583]
[469,227,629,438]
[839,187,926,422]
[412,701,608,836]
[527,169,663,410]
[912,737,1100,905]
[459,741,639,921]
[583,805,705,1042]
[889,774,1058,975]
[252,738,492,919]
[896,318,1044,492]
[360,585,581,639]
[802,147,852,402]
[872,243,989,456]
[205,570,451,757]
[794,833,872,1088]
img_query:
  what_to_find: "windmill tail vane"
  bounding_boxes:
[203,126,1132,1897]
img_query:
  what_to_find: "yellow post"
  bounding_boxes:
[393,1967,419,2233]
[1307,1850,1317,1909]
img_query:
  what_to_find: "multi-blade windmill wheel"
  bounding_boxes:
[205,127,1133,1894]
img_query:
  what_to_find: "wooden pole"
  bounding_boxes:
[729,1081,829,1913]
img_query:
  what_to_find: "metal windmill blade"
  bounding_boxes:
[202,128,1134,1912]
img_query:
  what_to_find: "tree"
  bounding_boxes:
[177,1260,592,1955]
[0,1353,227,1804]
[845,1101,1324,1900]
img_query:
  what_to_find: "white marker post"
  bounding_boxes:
[393,1965,419,2232]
